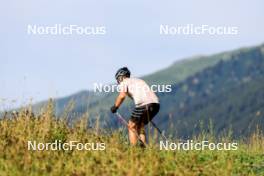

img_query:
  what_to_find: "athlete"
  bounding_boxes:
[110,67,160,145]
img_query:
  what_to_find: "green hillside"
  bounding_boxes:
[156,44,264,137]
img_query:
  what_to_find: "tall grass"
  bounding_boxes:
[0,102,263,176]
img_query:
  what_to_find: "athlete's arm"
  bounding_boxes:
[110,77,128,114]
[115,91,127,108]
[110,90,127,113]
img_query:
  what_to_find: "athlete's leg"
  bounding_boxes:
[138,122,146,144]
[128,120,139,145]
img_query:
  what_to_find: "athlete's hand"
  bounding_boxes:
[110,105,118,113]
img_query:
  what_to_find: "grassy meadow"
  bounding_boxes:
[0,103,263,176]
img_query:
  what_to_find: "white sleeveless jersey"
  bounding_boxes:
[119,77,159,107]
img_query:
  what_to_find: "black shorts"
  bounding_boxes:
[130,103,160,125]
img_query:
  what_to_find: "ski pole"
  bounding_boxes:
[150,121,168,141]
[115,112,146,147]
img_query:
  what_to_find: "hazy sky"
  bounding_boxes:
[1,0,264,108]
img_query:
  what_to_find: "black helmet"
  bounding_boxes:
[115,67,130,82]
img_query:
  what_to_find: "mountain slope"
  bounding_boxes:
[155,44,264,137]
[142,46,257,85]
